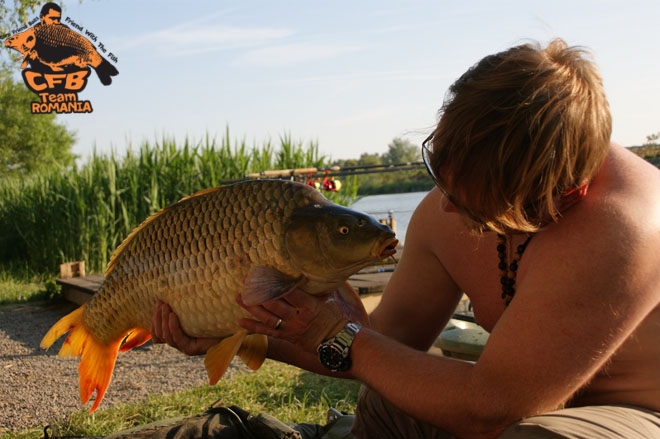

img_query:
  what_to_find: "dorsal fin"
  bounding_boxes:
[176,186,225,202]
[105,207,168,276]
[105,186,227,276]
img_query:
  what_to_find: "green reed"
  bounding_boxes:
[0,132,355,276]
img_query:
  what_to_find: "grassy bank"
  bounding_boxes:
[0,132,357,279]
[0,268,59,305]
[2,360,360,439]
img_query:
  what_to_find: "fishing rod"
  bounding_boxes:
[216,161,427,187]
[242,161,426,179]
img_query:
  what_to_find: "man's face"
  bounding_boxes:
[42,9,61,25]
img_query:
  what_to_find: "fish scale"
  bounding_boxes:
[35,25,94,56]
[41,179,398,412]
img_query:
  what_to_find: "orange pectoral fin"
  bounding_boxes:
[237,333,268,371]
[40,304,122,413]
[204,332,246,385]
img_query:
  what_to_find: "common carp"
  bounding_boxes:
[4,23,118,85]
[41,180,398,412]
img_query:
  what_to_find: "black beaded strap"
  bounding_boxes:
[497,234,534,306]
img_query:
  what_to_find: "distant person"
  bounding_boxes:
[152,38,660,438]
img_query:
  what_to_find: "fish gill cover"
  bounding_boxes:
[2,2,119,114]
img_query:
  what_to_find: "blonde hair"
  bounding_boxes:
[427,39,611,233]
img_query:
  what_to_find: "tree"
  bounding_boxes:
[381,137,420,164]
[0,71,76,177]
[357,152,381,166]
[644,131,659,147]
[1,0,44,69]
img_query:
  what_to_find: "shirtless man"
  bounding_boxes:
[153,39,660,438]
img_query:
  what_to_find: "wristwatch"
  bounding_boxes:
[317,322,362,372]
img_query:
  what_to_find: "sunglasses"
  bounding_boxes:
[421,135,488,227]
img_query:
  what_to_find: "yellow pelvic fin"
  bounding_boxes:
[237,334,268,371]
[204,331,246,385]
[40,304,124,413]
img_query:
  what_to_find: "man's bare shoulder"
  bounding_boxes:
[597,145,660,216]
[582,145,660,260]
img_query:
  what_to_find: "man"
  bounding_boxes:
[39,2,63,25]
[153,39,660,438]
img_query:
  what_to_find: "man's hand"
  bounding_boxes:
[237,286,367,353]
[150,300,221,356]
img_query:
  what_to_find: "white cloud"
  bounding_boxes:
[117,22,294,56]
[236,42,365,66]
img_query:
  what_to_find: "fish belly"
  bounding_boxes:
[83,258,252,344]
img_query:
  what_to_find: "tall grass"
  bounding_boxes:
[0,132,356,276]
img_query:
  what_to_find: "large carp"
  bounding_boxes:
[41,180,398,412]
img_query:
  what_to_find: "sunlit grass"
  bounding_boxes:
[2,360,359,439]
[0,270,57,305]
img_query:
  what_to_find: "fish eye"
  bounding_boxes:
[27,36,34,42]
[339,225,350,235]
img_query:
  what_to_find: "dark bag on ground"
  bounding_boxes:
[103,400,303,439]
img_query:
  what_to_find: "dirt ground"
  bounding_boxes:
[0,292,395,434]
[0,300,240,434]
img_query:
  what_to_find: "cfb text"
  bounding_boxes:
[22,70,90,92]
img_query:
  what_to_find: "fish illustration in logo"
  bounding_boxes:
[4,23,118,85]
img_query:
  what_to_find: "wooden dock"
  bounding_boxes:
[56,262,483,359]
[56,264,395,306]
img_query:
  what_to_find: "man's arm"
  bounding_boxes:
[369,189,464,349]
[343,178,660,437]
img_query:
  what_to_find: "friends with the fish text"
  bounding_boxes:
[152,38,660,438]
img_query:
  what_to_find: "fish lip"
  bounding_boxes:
[375,237,399,259]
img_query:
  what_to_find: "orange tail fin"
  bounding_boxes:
[40,305,125,412]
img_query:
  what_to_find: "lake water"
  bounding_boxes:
[350,191,429,244]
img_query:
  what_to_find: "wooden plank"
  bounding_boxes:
[57,275,103,290]
[61,288,92,306]
[348,267,394,294]
[55,268,394,306]
[59,261,85,278]
[57,274,103,305]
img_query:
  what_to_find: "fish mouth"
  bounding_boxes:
[375,237,399,259]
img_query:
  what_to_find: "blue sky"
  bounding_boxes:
[5,0,660,162]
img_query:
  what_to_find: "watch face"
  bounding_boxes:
[319,344,348,371]
[317,322,361,372]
